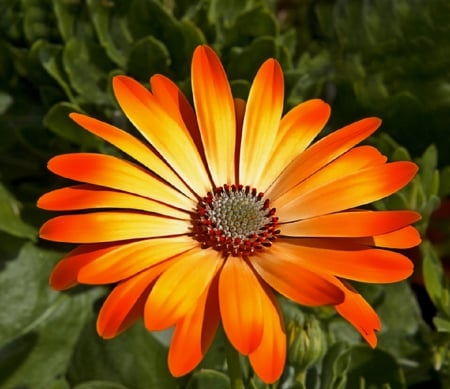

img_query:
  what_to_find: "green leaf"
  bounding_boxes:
[0,184,36,240]
[320,342,350,389]
[51,0,95,41]
[32,39,75,101]
[0,243,101,388]
[44,102,99,148]
[0,91,13,115]
[433,317,450,333]
[127,36,171,81]
[422,241,450,314]
[186,370,230,389]
[62,38,115,105]
[86,0,133,67]
[74,381,130,389]
[68,320,178,389]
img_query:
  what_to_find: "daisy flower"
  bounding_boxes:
[38,45,421,383]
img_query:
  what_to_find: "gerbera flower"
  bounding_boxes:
[38,45,421,383]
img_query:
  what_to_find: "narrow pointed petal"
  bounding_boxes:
[258,99,331,191]
[145,248,221,331]
[219,257,266,354]
[280,210,421,238]
[371,226,422,248]
[47,153,194,210]
[69,113,192,197]
[192,46,236,184]
[331,279,381,347]
[251,247,344,306]
[274,239,413,283]
[38,184,189,220]
[150,74,200,139]
[276,161,418,221]
[97,260,174,339]
[40,212,190,243]
[78,236,197,284]
[169,277,220,376]
[249,286,286,384]
[267,117,382,200]
[113,75,211,194]
[49,243,120,290]
[239,59,284,186]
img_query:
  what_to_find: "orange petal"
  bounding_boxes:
[49,243,121,290]
[40,212,190,243]
[370,225,422,248]
[248,286,286,384]
[219,256,266,354]
[233,98,246,183]
[145,248,221,331]
[78,236,198,284]
[192,46,236,185]
[258,99,330,192]
[267,117,382,200]
[273,239,413,283]
[239,59,284,187]
[168,276,220,376]
[276,161,418,220]
[97,260,174,339]
[69,113,193,198]
[250,247,344,306]
[113,75,211,195]
[150,74,200,140]
[280,210,421,238]
[38,184,189,220]
[47,153,194,210]
[330,278,381,347]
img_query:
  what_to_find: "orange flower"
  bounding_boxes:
[38,45,421,383]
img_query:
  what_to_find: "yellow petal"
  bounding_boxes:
[239,58,284,187]
[192,46,236,185]
[219,256,265,354]
[113,75,211,195]
[38,184,189,220]
[145,248,221,331]
[78,236,198,284]
[47,153,194,210]
[267,117,382,200]
[69,113,193,198]
[40,212,190,243]
[258,99,330,192]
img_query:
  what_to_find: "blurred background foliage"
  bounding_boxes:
[1,0,450,388]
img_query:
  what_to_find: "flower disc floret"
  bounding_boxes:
[193,184,279,256]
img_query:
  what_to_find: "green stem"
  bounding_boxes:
[295,370,307,389]
[225,338,245,389]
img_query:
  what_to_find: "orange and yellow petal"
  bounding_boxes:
[364,226,422,249]
[69,113,193,198]
[258,99,330,192]
[239,58,284,187]
[168,277,220,377]
[267,117,382,200]
[219,256,265,355]
[251,247,345,306]
[40,212,190,243]
[331,279,381,347]
[276,161,418,221]
[248,285,286,384]
[192,46,236,184]
[37,184,189,220]
[144,248,222,331]
[113,75,211,195]
[280,210,421,238]
[47,153,194,210]
[49,243,121,290]
[77,236,198,284]
[97,260,174,339]
[274,239,413,283]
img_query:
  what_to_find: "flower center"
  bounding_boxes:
[192,184,279,257]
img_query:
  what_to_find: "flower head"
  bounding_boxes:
[38,45,420,383]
